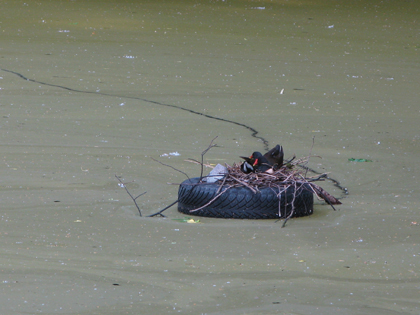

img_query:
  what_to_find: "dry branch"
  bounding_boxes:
[115,175,146,216]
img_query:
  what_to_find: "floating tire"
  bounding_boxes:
[178,177,314,219]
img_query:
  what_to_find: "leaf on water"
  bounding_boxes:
[348,158,373,162]
[172,217,201,223]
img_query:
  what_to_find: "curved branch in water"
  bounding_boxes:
[1,68,269,150]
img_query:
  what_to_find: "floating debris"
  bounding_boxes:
[203,164,228,183]
[172,217,201,223]
[160,151,181,157]
[348,158,372,162]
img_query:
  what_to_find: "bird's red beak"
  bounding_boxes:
[253,159,259,166]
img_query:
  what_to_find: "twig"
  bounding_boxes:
[306,173,328,182]
[285,155,296,165]
[151,157,190,180]
[305,136,316,166]
[115,175,146,216]
[199,136,218,180]
[148,200,179,217]
[216,174,228,194]
[279,182,298,227]
[184,158,214,169]
[228,175,258,193]
[299,164,347,196]
[308,182,342,208]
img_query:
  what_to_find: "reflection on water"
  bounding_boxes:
[1,0,419,314]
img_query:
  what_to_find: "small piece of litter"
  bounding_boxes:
[204,164,228,183]
[160,152,180,157]
[172,217,201,223]
[348,158,373,162]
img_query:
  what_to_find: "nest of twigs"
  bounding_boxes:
[217,156,341,208]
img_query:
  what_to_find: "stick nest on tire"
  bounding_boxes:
[215,157,341,207]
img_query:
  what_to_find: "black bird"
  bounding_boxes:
[240,157,255,174]
[263,144,284,170]
[240,145,284,173]
[240,151,272,173]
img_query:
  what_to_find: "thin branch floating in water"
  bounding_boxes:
[115,175,146,216]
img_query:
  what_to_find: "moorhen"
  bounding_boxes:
[240,157,255,174]
[240,151,272,173]
[263,144,284,170]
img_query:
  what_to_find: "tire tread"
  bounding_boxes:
[178,177,313,219]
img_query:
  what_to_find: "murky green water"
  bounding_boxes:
[1,0,419,314]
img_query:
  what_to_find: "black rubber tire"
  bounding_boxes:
[178,177,313,219]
